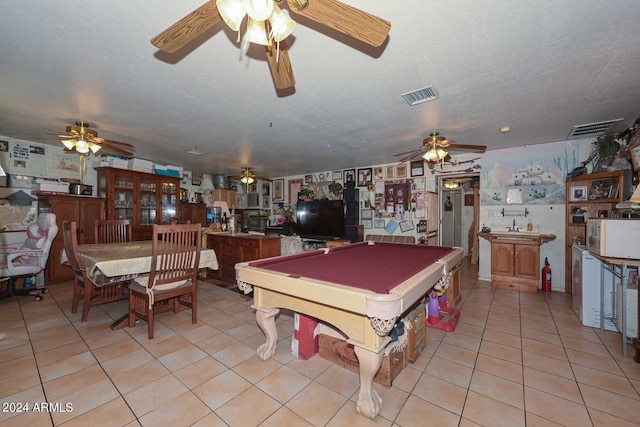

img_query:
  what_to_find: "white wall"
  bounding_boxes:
[477,138,594,291]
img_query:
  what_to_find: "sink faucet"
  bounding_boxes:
[509,219,518,232]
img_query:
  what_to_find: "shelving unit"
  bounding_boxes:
[565,170,624,293]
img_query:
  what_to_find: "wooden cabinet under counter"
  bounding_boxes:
[480,232,556,293]
[206,233,281,283]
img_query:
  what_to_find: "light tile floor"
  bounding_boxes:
[1,261,639,426]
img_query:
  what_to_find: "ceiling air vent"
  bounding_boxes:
[187,147,205,155]
[568,118,624,139]
[401,85,439,106]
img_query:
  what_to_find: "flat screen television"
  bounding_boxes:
[296,199,345,241]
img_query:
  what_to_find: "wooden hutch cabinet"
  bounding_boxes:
[180,202,207,225]
[564,170,624,293]
[37,194,104,284]
[96,167,181,241]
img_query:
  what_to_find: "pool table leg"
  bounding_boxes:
[353,346,384,419]
[255,307,280,361]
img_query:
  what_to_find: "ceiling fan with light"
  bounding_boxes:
[394,131,487,169]
[151,0,391,90]
[442,176,473,189]
[57,121,135,158]
[228,167,271,189]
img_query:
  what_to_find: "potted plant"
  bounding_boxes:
[329,181,343,200]
[588,134,625,172]
[280,204,296,235]
[298,186,316,201]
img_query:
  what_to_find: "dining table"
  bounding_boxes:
[61,240,218,329]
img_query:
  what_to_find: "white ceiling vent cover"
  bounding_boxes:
[568,118,624,139]
[401,85,439,106]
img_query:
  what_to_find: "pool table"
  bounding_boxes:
[235,241,464,419]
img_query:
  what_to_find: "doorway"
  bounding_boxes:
[440,189,463,247]
[438,174,479,254]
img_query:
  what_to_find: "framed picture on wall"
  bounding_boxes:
[288,178,303,205]
[410,160,424,177]
[344,169,356,183]
[374,219,385,229]
[361,208,372,220]
[273,179,284,201]
[399,220,414,232]
[396,164,407,179]
[373,166,383,181]
[384,165,395,180]
[357,168,372,187]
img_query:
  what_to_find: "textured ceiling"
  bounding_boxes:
[1,0,639,179]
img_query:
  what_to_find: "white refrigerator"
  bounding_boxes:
[571,245,616,330]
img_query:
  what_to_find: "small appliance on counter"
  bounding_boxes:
[586,219,640,259]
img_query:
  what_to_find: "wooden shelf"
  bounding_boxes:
[564,170,624,293]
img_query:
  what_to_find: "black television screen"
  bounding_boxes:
[296,200,345,240]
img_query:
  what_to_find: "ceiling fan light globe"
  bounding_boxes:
[61,139,75,150]
[436,148,447,160]
[240,176,255,184]
[423,149,438,161]
[242,0,274,21]
[217,0,246,31]
[269,6,295,42]
[88,142,102,154]
[75,139,90,154]
[245,18,271,46]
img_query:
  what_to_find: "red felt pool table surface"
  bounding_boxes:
[248,242,455,294]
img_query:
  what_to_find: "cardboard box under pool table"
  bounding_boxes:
[317,334,406,387]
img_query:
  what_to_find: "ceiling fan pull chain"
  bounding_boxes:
[276,40,280,63]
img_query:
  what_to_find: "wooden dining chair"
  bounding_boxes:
[95,219,132,244]
[63,221,129,321]
[128,223,201,339]
[169,218,191,225]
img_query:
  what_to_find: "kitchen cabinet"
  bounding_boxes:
[483,232,556,293]
[180,202,206,226]
[36,195,104,284]
[565,170,624,293]
[206,233,281,283]
[96,167,181,241]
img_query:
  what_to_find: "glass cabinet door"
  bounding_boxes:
[161,181,177,224]
[139,179,157,225]
[113,175,134,221]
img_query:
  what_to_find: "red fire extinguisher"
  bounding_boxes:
[542,258,552,292]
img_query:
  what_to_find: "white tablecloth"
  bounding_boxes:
[61,241,218,278]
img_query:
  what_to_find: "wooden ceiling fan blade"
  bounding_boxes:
[289,0,391,47]
[103,138,135,148]
[101,145,135,157]
[447,143,487,152]
[265,43,295,89]
[150,1,222,53]
[393,147,422,157]
[397,152,424,163]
